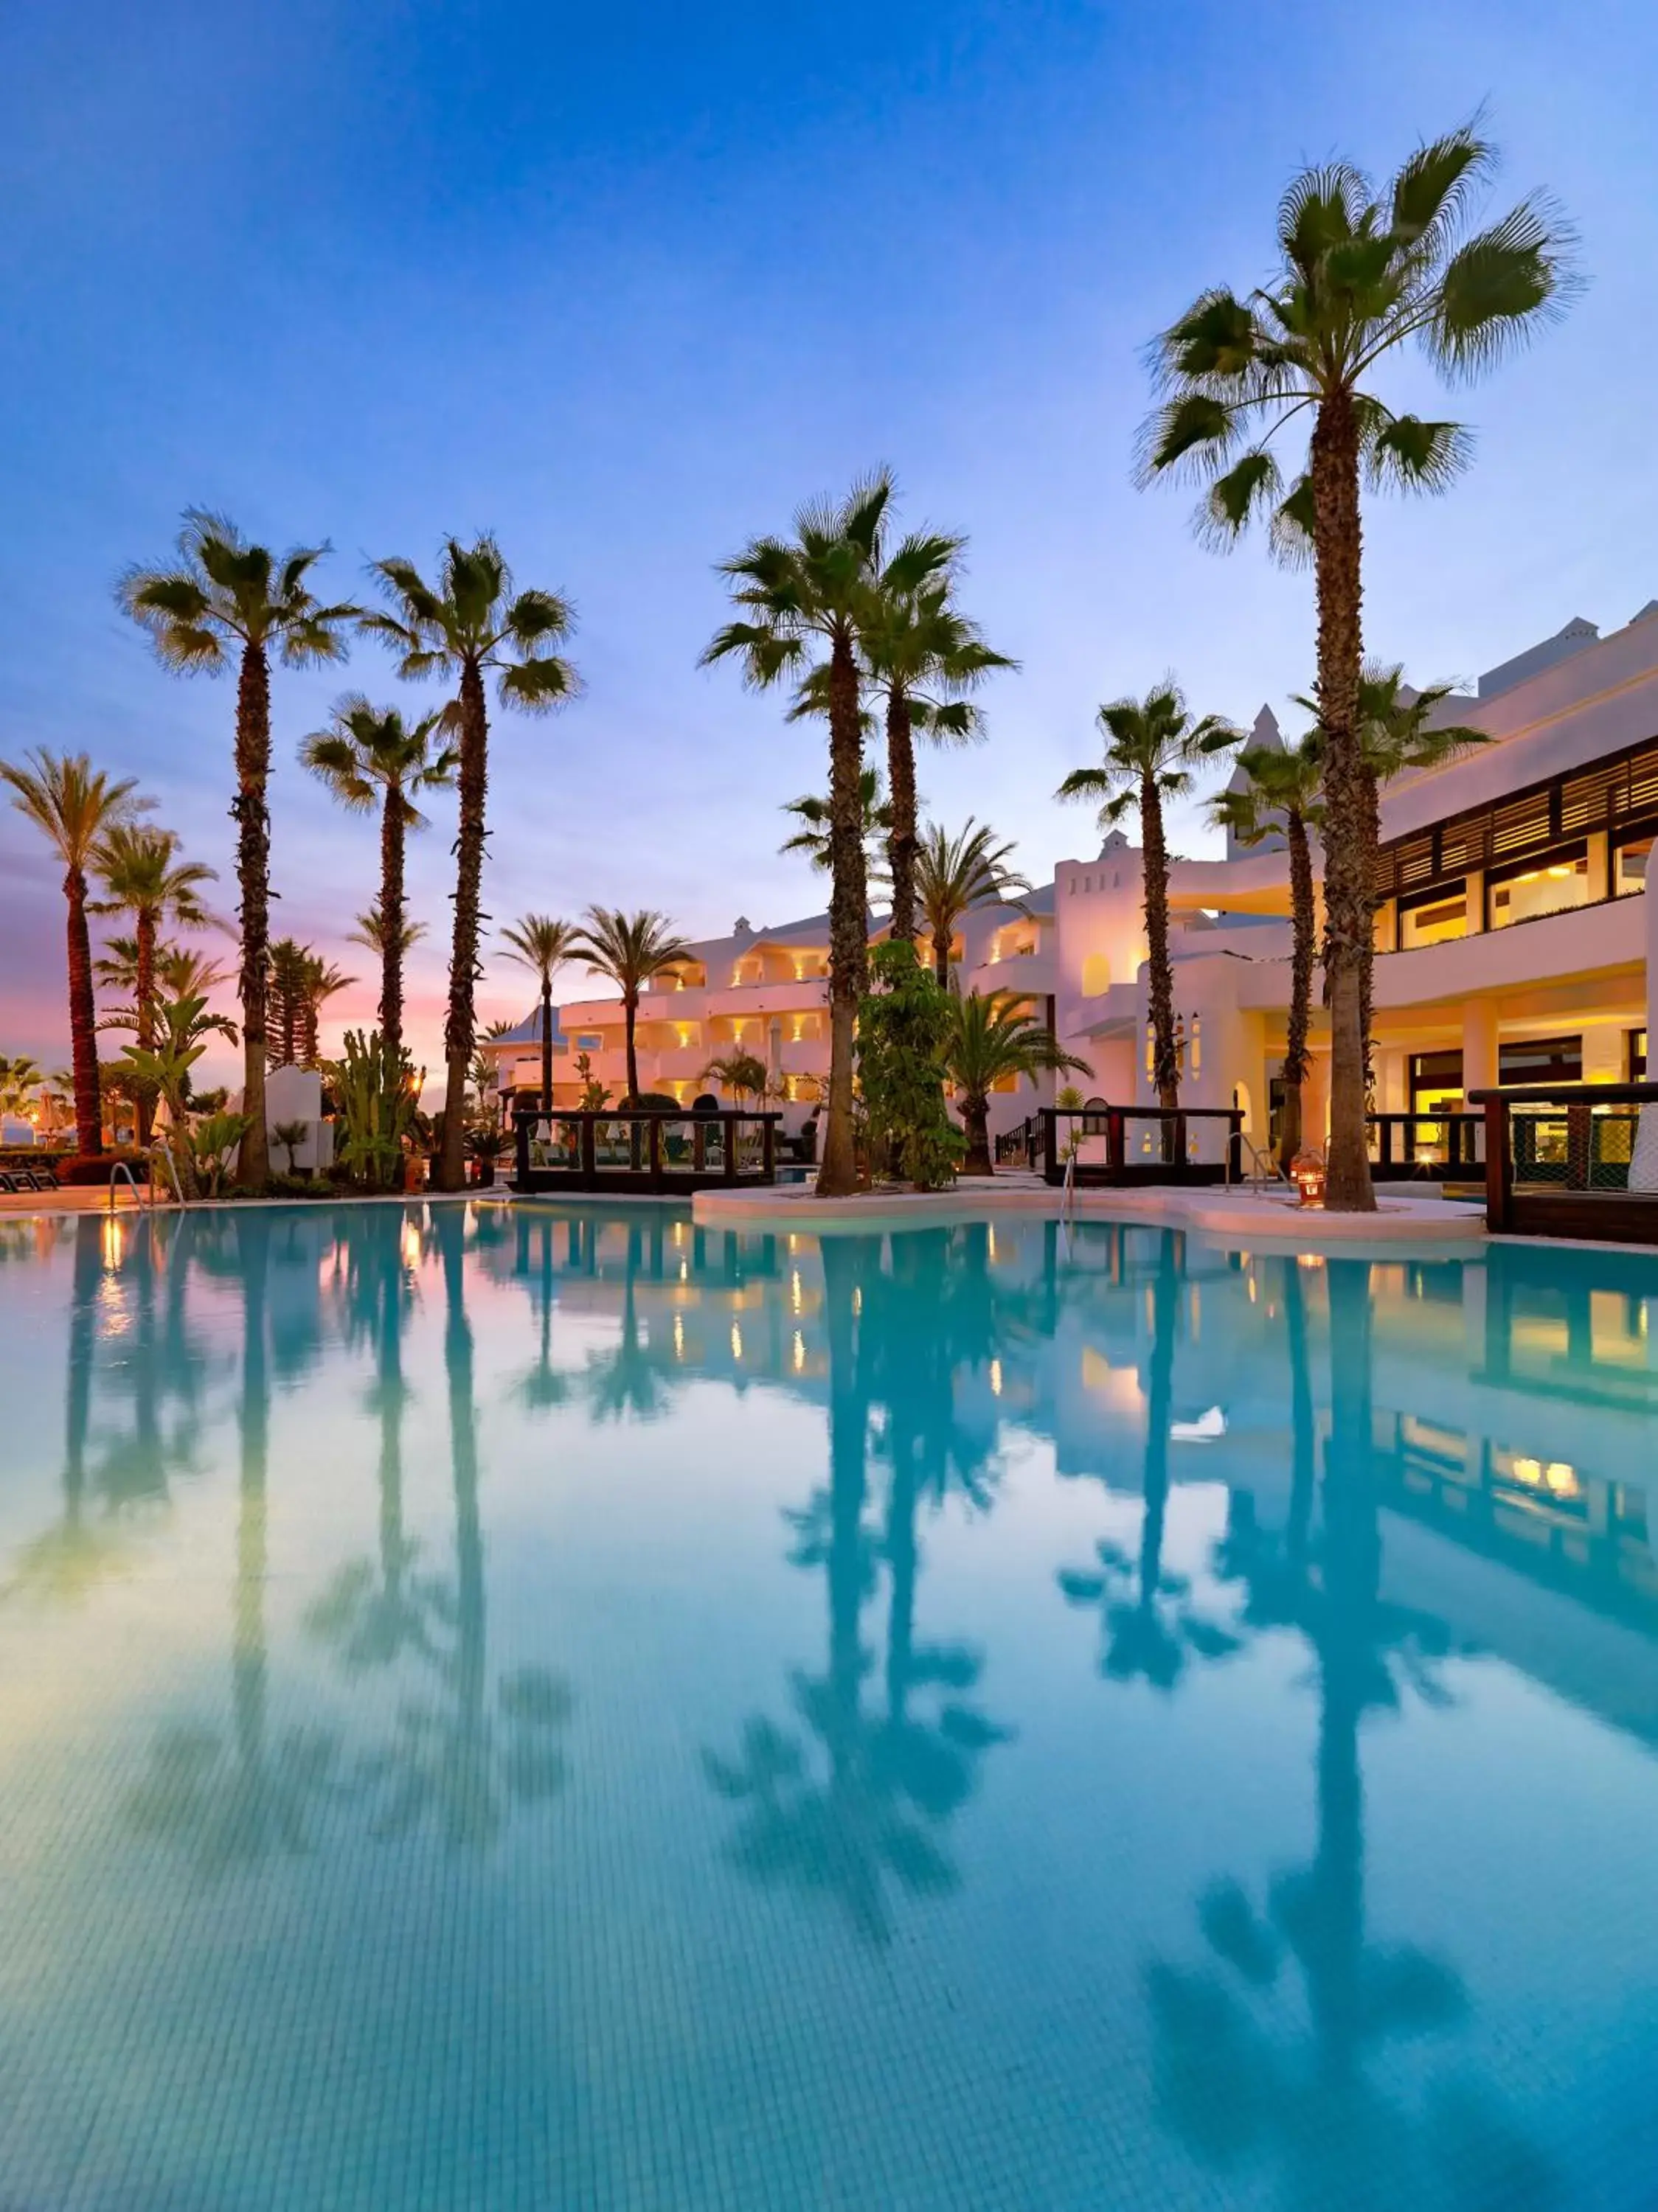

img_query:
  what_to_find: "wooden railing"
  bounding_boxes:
[513,1108,781,1194]
[1366,1111,1484,1181]
[1469,1081,1658,1242]
[1037,1106,1244,1188]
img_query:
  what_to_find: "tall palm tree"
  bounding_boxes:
[299,696,457,1068]
[704,472,892,1196]
[861,540,1015,943]
[91,825,218,1144]
[266,939,312,1069]
[1300,666,1488,1086]
[779,767,892,875]
[120,512,359,1189]
[1140,128,1575,1206]
[156,944,232,1002]
[363,537,578,1192]
[914,818,1030,987]
[1211,740,1323,1169]
[1057,686,1237,1111]
[499,913,580,1112]
[573,908,695,1105]
[941,991,1086,1175]
[0,750,145,1155]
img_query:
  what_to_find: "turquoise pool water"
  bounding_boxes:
[1,1201,1657,2209]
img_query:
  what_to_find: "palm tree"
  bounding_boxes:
[861,539,1015,942]
[363,537,578,1192]
[91,825,218,1144]
[120,512,359,1190]
[299,696,457,1068]
[499,914,580,1113]
[1211,741,1323,1169]
[347,907,426,963]
[266,939,312,1069]
[573,908,695,1105]
[704,473,892,1196]
[0,750,145,1155]
[941,991,1086,1175]
[299,954,354,1069]
[1057,686,1237,1111]
[779,767,892,875]
[0,1054,41,1116]
[156,944,232,1001]
[1140,128,1575,1207]
[699,1050,769,1105]
[1300,666,1488,1087]
[914,818,1030,987]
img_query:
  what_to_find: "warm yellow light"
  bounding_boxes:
[102,1215,126,1270]
[730,1322,743,1360]
[792,1330,806,1372]
[673,1314,684,1359]
[1291,1152,1327,1207]
[1546,866,1571,880]
[987,1227,998,1261]
[679,1259,688,1282]
[1544,1460,1580,1497]
[989,1357,1003,1398]
[852,1286,862,1317]
[1510,1455,1543,1486]
[791,1270,802,1312]
[402,1222,422,1269]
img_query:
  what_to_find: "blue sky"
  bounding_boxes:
[1,0,1654,1079]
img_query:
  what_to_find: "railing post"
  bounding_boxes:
[763,1116,776,1183]
[1173,1112,1188,1177]
[1107,1109,1125,1178]
[1482,1095,1510,1232]
[1040,1109,1057,1186]
[723,1114,738,1183]
[648,1113,662,1190]
[580,1114,597,1188]
[516,1110,530,1189]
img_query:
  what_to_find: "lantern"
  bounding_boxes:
[1291,1150,1327,1207]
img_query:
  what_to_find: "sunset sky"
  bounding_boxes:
[2,0,1654,1082]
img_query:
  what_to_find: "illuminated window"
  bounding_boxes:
[1489,849,1589,928]
[1081,953,1111,997]
[1399,886,1468,949]
[1614,834,1651,897]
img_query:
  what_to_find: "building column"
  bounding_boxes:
[1462,999,1499,1096]
[1648,875,1658,1053]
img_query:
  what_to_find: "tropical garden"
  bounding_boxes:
[0,126,1573,1211]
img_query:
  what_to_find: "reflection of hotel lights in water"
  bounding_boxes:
[852,1287,862,1316]
[101,1215,126,1270]
[730,1323,743,1360]
[673,1314,684,1359]
[679,1260,688,1282]
[402,1222,423,1270]
[989,1358,1003,1398]
[987,1227,998,1262]
[790,1271,802,1312]
[792,1330,805,1372]
[1508,1455,1581,1499]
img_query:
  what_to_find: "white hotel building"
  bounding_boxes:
[484,605,1658,1154]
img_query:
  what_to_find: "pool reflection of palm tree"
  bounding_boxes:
[308,1210,440,1674]
[1145,1259,1553,2208]
[513,1211,570,1414]
[130,1213,340,1870]
[584,1219,673,1423]
[358,1207,570,1850]
[707,1234,1008,1944]
[1059,1232,1242,1688]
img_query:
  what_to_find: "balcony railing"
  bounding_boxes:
[1470,1082,1658,1243]
[513,1108,782,1194]
[1037,1106,1244,1187]
[1367,1112,1485,1180]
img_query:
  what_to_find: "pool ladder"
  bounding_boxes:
[106,1144,189,1214]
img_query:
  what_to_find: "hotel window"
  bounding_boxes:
[575,1032,603,1052]
[1614,832,1652,897]
[1631,1029,1648,1081]
[1398,883,1468,949]
[1409,1049,1463,1116]
[1499,1035,1582,1085]
[1488,846,1590,929]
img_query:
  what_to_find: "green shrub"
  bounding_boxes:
[856,939,962,1192]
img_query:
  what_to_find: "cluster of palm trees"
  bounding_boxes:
[4,127,1571,1214]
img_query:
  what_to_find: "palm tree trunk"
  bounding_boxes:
[540,981,552,1112]
[234,639,273,1191]
[1279,809,1315,1172]
[1358,765,1380,1096]
[932,925,950,987]
[624,993,640,1105]
[819,627,867,1197]
[380,793,405,1068]
[302,994,319,1070]
[886,686,918,943]
[64,863,103,1155]
[961,1095,993,1176]
[1311,394,1376,1211]
[135,908,156,1147]
[437,656,489,1192]
[1141,779,1179,1115]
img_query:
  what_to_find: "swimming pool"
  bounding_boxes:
[1,1200,1655,2208]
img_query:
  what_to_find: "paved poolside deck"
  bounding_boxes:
[690,1173,1488,1246]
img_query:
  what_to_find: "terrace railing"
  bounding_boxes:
[513,1108,781,1195]
[1366,1111,1485,1181]
[1469,1081,1658,1244]
[1037,1105,1244,1188]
